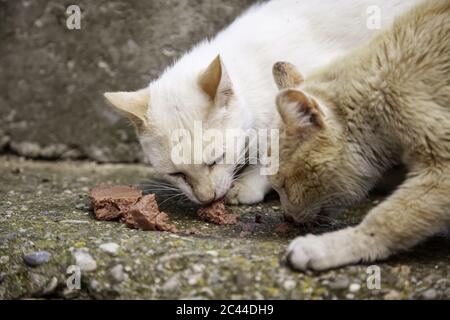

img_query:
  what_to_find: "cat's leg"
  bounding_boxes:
[226,165,272,205]
[285,167,450,271]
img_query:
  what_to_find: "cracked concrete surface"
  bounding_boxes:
[0,156,448,299]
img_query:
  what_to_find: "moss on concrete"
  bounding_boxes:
[0,156,448,299]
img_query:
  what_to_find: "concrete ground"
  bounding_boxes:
[0,155,449,299]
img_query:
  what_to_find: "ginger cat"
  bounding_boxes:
[272,0,450,271]
[103,0,420,205]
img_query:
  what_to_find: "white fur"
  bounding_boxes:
[286,227,390,271]
[141,0,423,204]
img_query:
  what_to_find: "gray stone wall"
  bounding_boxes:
[0,0,255,162]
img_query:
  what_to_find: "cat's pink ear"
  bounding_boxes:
[273,62,304,90]
[198,55,233,106]
[276,89,324,132]
[104,89,150,129]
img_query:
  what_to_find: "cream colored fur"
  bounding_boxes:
[104,0,422,205]
[273,0,450,271]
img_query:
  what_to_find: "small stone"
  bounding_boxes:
[34,19,43,28]
[23,251,51,267]
[283,279,296,290]
[89,280,100,291]
[61,220,89,224]
[28,272,47,294]
[0,232,17,243]
[349,283,361,293]
[73,250,97,271]
[0,256,9,264]
[192,264,205,273]
[162,47,177,57]
[187,273,202,286]
[422,289,437,300]
[124,265,132,272]
[206,250,218,257]
[42,277,58,295]
[110,265,127,283]
[384,290,402,300]
[162,275,180,292]
[75,203,85,210]
[0,272,6,283]
[329,276,350,290]
[199,287,214,298]
[99,242,120,255]
[254,292,265,300]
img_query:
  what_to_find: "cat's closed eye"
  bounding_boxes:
[207,154,225,167]
[169,172,187,180]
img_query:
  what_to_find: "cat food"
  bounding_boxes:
[197,199,239,225]
[274,223,292,234]
[122,194,177,233]
[89,185,177,233]
[89,185,142,220]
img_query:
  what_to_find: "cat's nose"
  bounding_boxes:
[197,191,216,205]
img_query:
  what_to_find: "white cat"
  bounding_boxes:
[104,0,422,205]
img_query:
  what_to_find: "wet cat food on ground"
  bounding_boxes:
[197,199,239,225]
[89,185,142,220]
[89,185,177,233]
[122,194,177,233]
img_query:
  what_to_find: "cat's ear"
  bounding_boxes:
[276,89,324,133]
[273,62,304,90]
[198,55,233,106]
[104,89,150,128]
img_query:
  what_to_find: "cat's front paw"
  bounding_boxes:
[226,168,271,205]
[285,228,363,271]
[226,181,266,205]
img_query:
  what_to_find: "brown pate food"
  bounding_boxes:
[89,185,177,232]
[197,199,239,225]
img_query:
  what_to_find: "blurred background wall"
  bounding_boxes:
[0,0,255,162]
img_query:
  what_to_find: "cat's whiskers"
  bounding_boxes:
[157,193,190,207]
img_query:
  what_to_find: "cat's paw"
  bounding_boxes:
[284,228,362,271]
[285,235,331,271]
[226,181,266,205]
[226,168,271,205]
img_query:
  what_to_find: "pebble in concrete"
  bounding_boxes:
[73,250,97,272]
[99,243,120,256]
[23,251,51,267]
[110,264,128,283]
